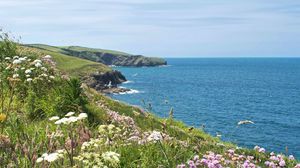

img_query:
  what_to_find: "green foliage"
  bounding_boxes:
[53,78,87,115]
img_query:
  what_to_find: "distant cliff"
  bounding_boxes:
[26,44,167,67]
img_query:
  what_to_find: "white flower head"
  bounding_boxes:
[44,55,52,59]
[49,116,60,121]
[147,131,163,142]
[36,157,44,163]
[13,59,22,64]
[13,74,19,78]
[25,69,32,74]
[35,62,42,68]
[41,67,47,72]
[13,56,19,59]
[26,78,33,82]
[78,113,88,120]
[65,112,75,117]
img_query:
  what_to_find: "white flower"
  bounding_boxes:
[19,57,27,61]
[49,76,55,79]
[36,157,44,163]
[49,116,60,121]
[68,116,79,123]
[102,151,120,164]
[35,62,42,67]
[54,117,68,125]
[26,78,33,82]
[5,57,11,60]
[33,59,42,63]
[13,59,22,64]
[13,56,19,59]
[25,69,32,74]
[45,153,60,162]
[65,112,75,117]
[44,55,52,59]
[13,74,19,78]
[41,67,47,71]
[147,131,163,142]
[78,113,88,120]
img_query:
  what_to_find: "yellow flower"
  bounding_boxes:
[0,113,7,122]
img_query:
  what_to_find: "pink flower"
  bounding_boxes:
[279,160,285,167]
[258,148,265,153]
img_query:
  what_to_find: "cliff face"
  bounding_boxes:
[83,70,127,91]
[62,47,167,67]
[26,44,167,67]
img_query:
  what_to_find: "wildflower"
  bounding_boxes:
[37,151,64,163]
[36,157,43,163]
[147,131,163,142]
[279,160,286,167]
[12,59,21,64]
[25,69,32,74]
[54,118,69,125]
[65,112,75,117]
[12,74,19,78]
[41,67,47,71]
[49,75,55,79]
[19,57,26,62]
[49,116,60,121]
[289,155,295,160]
[78,113,88,120]
[26,78,33,82]
[5,57,11,60]
[35,62,42,67]
[13,56,19,59]
[0,113,7,122]
[102,151,120,165]
[44,55,52,59]
[258,148,265,153]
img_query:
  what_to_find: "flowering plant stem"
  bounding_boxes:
[157,141,171,167]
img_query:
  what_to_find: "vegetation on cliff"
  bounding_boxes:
[26,44,167,67]
[0,31,299,167]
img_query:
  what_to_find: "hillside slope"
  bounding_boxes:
[23,45,127,91]
[26,44,167,67]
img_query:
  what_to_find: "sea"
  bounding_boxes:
[111,58,300,158]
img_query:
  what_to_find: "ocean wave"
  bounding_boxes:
[123,80,134,84]
[118,89,141,95]
[159,65,171,68]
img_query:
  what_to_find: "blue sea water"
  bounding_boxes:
[111,58,300,158]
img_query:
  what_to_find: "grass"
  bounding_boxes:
[23,45,111,77]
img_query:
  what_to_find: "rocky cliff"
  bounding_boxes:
[83,70,128,93]
[27,44,167,67]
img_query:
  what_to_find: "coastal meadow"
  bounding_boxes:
[0,31,299,167]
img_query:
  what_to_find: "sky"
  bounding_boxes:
[0,0,300,57]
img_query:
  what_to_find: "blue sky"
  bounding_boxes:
[1,0,300,57]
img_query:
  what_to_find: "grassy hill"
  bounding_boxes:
[23,45,111,77]
[27,44,167,67]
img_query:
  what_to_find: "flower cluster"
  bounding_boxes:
[36,149,65,163]
[75,151,120,168]
[49,112,88,125]
[264,152,293,167]
[147,130,163,142]
[4,55,56,84]
[254,145,266,153]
